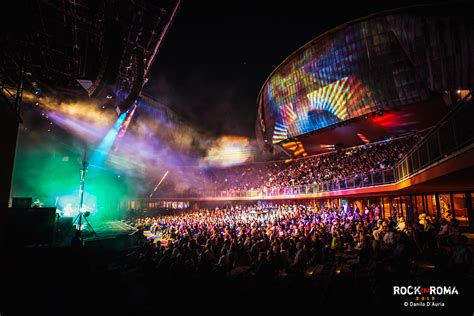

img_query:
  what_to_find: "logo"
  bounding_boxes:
[393,285,459,308]
[393,286,459,296]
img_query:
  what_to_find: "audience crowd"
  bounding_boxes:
[126,202,471,296]
[206,134,419,195]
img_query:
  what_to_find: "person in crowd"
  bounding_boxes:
[395,216,407,233]
[449,235,472,275]
[290,241,308,273]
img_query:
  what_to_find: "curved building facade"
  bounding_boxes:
[256,4,474,148]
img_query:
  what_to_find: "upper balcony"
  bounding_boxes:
[143,92,474,202]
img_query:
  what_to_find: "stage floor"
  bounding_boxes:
[55,219,138,247]
[86,220,138,238]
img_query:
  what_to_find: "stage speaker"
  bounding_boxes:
[12,197,32,208]
[4,207,56,247]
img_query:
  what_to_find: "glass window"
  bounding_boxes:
[389,197,401,217]
[425,194,438,218]
[438,194,451,216]
[404,195,414,222]
[453,193,469,228]
[382,197,392,218]
[415,195,425,214]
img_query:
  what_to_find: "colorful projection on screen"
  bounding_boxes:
[268,74,377,144]
[258,13,439,145]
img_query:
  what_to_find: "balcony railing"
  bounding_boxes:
[209,168,397,198]
[395,92,473,181]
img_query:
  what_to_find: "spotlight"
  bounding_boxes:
[378,110,384,116]
[83,211,91,218]
[364,115,368,120]
[342,121,347,126]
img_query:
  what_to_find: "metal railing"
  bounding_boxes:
[207,168,397,198]
[395,92,473,181]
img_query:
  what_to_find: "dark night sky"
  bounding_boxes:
[144,0,441,138]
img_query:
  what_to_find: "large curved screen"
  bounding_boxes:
[258,6,474,145]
